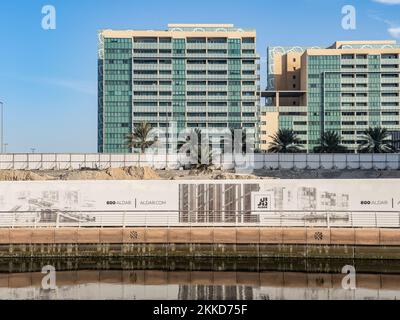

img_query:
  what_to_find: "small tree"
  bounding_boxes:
[314,131,348,153]
[268,129,303,153]
[126,122,157,160]
[358,127,396,153]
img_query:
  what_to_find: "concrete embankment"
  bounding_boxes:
[1,227,400,259]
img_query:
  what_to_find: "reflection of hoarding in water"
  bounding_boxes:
[0,180,399,227]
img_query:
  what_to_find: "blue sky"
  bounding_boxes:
[0,0,399,153]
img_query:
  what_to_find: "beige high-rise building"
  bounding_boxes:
[261,40,400,153]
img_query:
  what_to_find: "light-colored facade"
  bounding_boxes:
[261,40,400,152]
[98,24,260,153]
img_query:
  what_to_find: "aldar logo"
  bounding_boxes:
[252,193,274,212]
[257,197,269,210]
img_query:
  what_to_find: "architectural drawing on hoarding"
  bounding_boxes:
[0,180,399,227]
[179,183,260,223]
[9,189,97,225]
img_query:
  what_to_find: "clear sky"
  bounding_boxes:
[0,0,399,153]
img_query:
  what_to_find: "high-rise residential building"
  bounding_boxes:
[98,24,260,153]
[261,40,400,153]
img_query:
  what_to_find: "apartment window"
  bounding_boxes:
[242,49,255,54]
[242,81,255,85]
[159,81,172,85]
[208,49,227,54]
[133,81,157,86]
[209,81,227,85]
[187,49,207,54]
[209,70,227,75]
[208,60,228,66]
[383,121,399,125]
[243,102,255,106]
[209,92,227,96]
[134,37,157,43]
[187,70,207,75]
[382,54,399,59]
[134,59,157,64]
[356,54,367,59]
[242,91,255,96]
[134,70,157,75]
[187,38,206,44]
[242,60,255,64]
[342,74,355,78]
[242,37,255,43]
[159,59,172,64]
[382,83,399,88]
[356,74,368,78]
[382,74,399,78]
[208,38,227,44]
[187,81,206,85]
[159,49,172,54]
[159,37,172,43]
[342,54,354,60]
[293,75,297,80]
[382,64,399,68]
[382,92,399,97]
[133,49,157,54]
[187,60,206,64]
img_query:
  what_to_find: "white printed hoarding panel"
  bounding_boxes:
[0,180,399,228]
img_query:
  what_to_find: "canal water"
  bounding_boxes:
[0,258,399,300]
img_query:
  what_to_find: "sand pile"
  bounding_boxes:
[61,166,160,180]
[0,170,54,181]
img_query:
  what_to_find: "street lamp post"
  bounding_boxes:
[0,101,4,154]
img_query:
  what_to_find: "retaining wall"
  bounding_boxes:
[0,228,399,259]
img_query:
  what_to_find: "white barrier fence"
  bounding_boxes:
[1,153,400,170]
[1,210,399,229]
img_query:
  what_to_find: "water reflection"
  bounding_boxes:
[0,258,399,300]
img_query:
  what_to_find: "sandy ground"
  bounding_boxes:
[0,166,400,181]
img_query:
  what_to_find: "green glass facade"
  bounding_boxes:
[98,25,260,153]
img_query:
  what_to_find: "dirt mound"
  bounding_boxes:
[0,170,54,181]
[61,166,160,180]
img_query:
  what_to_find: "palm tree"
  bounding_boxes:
[314,131,348,153]
[126,122,157,155]
[267,129,303,153]
[179,128,213,170]
[358,127,395,153]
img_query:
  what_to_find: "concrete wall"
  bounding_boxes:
[2,153,400,170]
